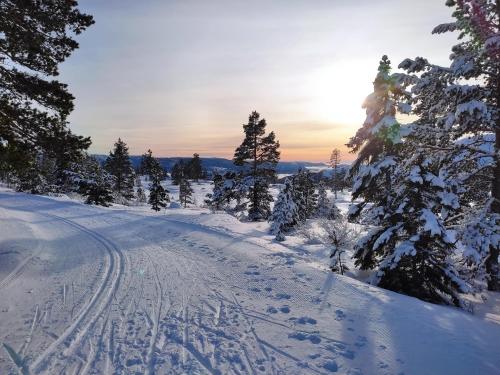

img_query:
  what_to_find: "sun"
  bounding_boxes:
[304,60,373,126]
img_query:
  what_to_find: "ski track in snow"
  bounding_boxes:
[0,190,500,375]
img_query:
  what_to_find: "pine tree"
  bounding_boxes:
[269,179,299,241]
[140,149,155,178]
[399,1,499,291]
[187,153,204,181]
[171,160,186,185]
[148,162,169,211]
[292,169,318,221]
[329,148,341,199]
[104,138,135,199]
[0,1,93,183]
[179,178,194,207]
[233,111,280,221]
[136,187,147,204]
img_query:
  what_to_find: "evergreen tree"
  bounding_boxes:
[206,171,244,211]
[148,162,169,211]
[206,172,225,211]
[293,169,318,221]
[398,0,499,291]
[187,153,204,181]
[104,138,135,199]
[269,179,299,241]
[179,178,194,207]
[77,156,114,207]
[328,220,350,275]
[348,57,467,306]
[140,149,155,178]
[316,181,340,219]
[0,1,93,186]
[233,111,280,221]
[346,56,409,226]
[329,148,342,198]
[171,160,186,185]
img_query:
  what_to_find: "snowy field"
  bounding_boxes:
[1,185,500,375]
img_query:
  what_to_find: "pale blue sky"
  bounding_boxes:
[61,0,457,161]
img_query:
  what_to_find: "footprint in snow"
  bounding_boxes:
[267,306,278,314]
[244,271,260,276]
[290,316,317,325]
[326,343,355,359]
[335,309,346,321]
[322,360,338,372]
[280,306,290,314]
[355,336,367,348]
[275,293,291,300]
[289,332,321,344]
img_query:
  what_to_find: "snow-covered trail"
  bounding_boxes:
[1,191,500,374]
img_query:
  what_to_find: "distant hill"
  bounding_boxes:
[93,155,335,175]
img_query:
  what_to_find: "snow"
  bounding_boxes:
[420,208,443,237]
[1,188,500,374]
[455,99,489,119]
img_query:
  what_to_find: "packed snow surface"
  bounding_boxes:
[0,189,499,374]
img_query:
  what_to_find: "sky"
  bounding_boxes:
[60,0,457,162]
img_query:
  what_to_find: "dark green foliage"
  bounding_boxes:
[0,0,93,185]
[140,149,155,177]
[171,160,186,185]
[233,111,280,221]
[148,162,169,211]
[140,149,166,181]
[104,138,135,199]
[179,178,194,207]
[187,153,204,181]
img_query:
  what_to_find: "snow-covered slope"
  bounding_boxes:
[0,190,499,374]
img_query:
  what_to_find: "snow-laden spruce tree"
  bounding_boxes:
[346,55,407,226]
[369,156,467,306]
[269,179,300,241]
[206,172,225,211]
[104,138,135,200]
[347,56,467,306]
[148,162,169,211]
[399,0,499,291]
[233,111,280,221]
[316,181,331,218]
[206,171,247,213]
[77,156,114,207]
[316,181,341,219]
[293,169,318,222]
